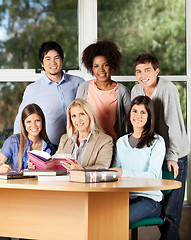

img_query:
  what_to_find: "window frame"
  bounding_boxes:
[0,0,190,202]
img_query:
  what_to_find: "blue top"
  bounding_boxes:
[14,72,84,145]
[112,133,166,202]
[0,134,56,170]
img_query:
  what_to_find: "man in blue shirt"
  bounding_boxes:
[14,41,84,146]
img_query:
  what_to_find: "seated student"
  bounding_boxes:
[58,98,113,170]
[0,104,56,173]
[76,39,131,142]
[111,96,165,225]
[29,99,113,170]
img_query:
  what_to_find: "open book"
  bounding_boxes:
[28,150,74,170]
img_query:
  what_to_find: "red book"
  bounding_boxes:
[27,150,74,170]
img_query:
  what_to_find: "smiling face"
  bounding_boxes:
[130,104,148,131]
[41,49,62,81]
[92,56,111,83]
[24,113,42,139]
[135,62,159,89]
[70,106,90,134]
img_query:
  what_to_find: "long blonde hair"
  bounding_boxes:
[18,104,49,169]
[66,98,103,138]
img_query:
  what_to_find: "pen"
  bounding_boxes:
[0,159,4,165]
[0,160,12,170]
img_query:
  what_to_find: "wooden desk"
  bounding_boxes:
[0,177,181,240]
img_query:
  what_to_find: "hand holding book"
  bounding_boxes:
[27,150,75,170]
[61,157,83,170]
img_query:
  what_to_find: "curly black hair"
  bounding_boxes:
[82,39,122,75]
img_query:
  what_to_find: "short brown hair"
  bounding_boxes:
[134,53,159,71]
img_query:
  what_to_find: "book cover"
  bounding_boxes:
[0,170,36,180]
[23,169,68,176]
[27,150,73,170]
[69,169,118,183]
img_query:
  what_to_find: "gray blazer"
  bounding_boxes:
[56,131,113,169]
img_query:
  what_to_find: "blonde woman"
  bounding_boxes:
[0,104,56,173]
[57,98,113,170]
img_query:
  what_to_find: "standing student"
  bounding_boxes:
[14,41,84,146]
[0,104,55,172]
[76,40,131,142]
[111,96,165,225]
[131,53,190,240]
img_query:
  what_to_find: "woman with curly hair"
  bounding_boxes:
[76,40,130,142]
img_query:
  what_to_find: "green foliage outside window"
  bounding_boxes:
[98,0,186,75]
[0,0,78,70]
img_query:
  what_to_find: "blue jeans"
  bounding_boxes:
[159,156,188,240]
[129,196,162,225]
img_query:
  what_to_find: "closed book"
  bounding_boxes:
[27,150,74,170]
[69,169,118,183]
[23,169,68,176]
[0,170,35,180]
[38,174,70,182]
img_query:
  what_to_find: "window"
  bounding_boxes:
[0,0,191,203]
[0,0,78,70]
[0,0,78,146]
[98,0,186,75]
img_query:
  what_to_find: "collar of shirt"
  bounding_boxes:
[71,131,92,145]
[27,138,48,151]
[43,71,68,85]
[71,131,92,165]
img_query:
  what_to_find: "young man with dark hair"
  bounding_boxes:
[131,53,190,240]
[14,41,84,146]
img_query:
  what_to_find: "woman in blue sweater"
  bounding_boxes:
[111,95,166,225]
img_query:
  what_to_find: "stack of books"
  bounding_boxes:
[23,169,70,181]
[0,170,35,180]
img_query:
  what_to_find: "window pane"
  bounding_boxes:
[98,0,186,75]
[0,82,30,148]
[0,0,78,70]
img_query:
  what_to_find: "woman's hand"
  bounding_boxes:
[27,160,36,170]
[61,158,83,170]
[109,167,123,178]
[0,164,12,173]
